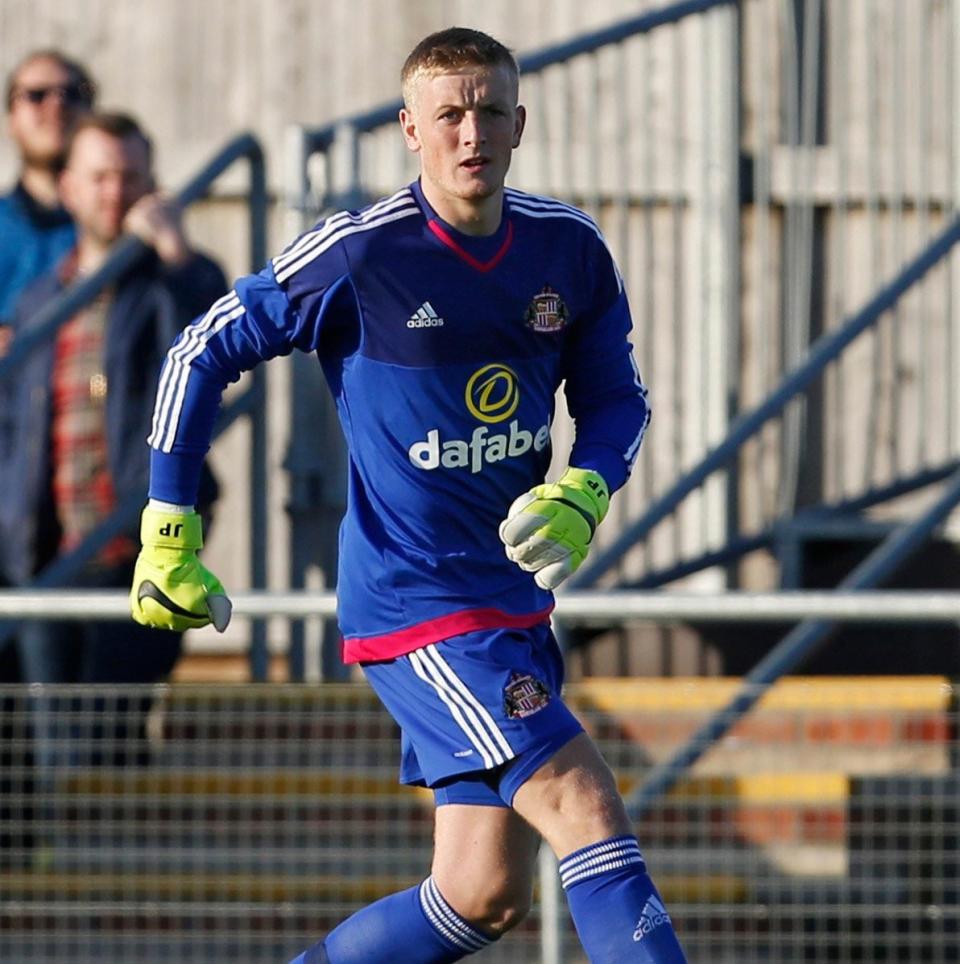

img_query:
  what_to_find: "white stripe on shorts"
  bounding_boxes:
[408,644,514,769]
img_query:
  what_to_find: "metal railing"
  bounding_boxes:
[625,463,960,819]
[4,588,960,625]
[0,132,273,678]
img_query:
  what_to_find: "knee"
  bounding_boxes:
[541,763,626,834]
[437,876,532,937]
[513,741,633,854]
[469,883,532,936]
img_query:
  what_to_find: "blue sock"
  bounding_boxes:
[559,835,688,963]
[288,876,495,964]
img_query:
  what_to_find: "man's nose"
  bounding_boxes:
[101,176,126,201]
[40,91,70,115]
[461,112,487,146]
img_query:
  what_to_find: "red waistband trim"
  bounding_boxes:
[342,604,554,664]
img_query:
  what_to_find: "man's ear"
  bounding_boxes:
[399,107,421,153]
[513,104,526,149]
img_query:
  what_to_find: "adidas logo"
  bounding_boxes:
[407,302,444,328]
[632,895,671,941]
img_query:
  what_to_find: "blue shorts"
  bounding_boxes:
[361,623,584,808]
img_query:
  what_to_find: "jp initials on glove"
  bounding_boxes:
[130,506,232,633]
[498,467,609,590]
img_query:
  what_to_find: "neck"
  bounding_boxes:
[19,164,62,210]
[421,182,503,237]
[76,236,112,274]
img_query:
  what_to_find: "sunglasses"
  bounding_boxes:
[12,83,93,108]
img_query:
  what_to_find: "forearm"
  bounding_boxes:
[568,384,650,492]
[564,294,651,491]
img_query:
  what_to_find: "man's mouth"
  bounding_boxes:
[461,156,490,170]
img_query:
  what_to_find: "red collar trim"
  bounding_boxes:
[427,219,514,273]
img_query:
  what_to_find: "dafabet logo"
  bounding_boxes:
[464,363,519,423]
[409,364,549,473]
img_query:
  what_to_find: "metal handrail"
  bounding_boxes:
[572,215,960,587]
[0,132,272,678]
[4,588,960,623]
[626,464,960,820]
[628,458,960,590]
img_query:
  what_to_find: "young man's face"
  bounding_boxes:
[6,56,92,171]
[60,127,153,248]
[400,64,525,229]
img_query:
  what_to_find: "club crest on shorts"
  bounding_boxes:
[504,672,551,718]
[525,286,568,333]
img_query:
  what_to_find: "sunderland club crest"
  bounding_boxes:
[504,672,551,719]
[525,285,569,333]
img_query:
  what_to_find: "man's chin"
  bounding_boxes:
[455,178,500,201]
[91,225,125,247]
[22,146,68,172]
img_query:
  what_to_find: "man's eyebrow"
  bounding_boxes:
[434,94,509,111]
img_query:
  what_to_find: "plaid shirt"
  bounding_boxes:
[50,252,136,568]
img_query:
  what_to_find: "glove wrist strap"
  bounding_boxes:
[559,467,610,523]
[140,509,203,550]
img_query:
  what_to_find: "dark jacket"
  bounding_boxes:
[0,248,227,585]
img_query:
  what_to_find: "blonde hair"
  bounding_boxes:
[401,27,519,109]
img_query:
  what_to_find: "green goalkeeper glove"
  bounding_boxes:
[498,467,610,590]
[130,505,232,633]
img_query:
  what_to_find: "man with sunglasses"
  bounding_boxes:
[0,49,95,867]
[0,50,96,350]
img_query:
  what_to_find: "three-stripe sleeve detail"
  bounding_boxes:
[506,188,623,295]
[149,191,422,455]
[273,190,419,284]
[624,363,651,471]
[149,291,245,453]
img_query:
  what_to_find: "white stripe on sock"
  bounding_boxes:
[418,878,489,952]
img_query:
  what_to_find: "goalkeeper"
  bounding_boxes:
[132,26,684,964]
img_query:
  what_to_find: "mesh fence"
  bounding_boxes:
[0,676,955,963]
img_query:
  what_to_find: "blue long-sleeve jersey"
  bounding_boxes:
[148,181,650,662]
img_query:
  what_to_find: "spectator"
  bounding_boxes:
[0,49,96,353]
[0,51,95,866]
[0,49,95,709]
[0,111,225,769]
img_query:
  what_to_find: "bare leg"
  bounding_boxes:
[511,732,631,857]
[431,802,541,935]
[511,732,688,962]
